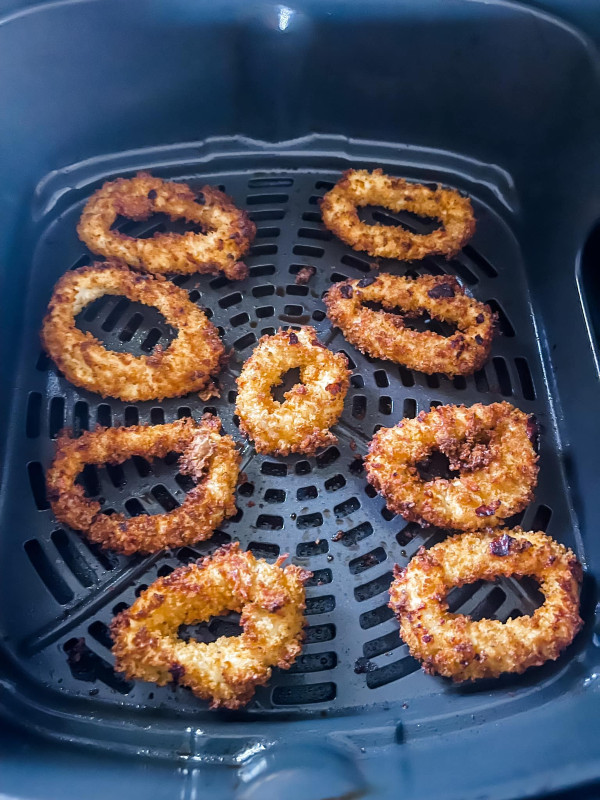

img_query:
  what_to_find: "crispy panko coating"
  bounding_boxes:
[320,169,475,261]
[325,273,495,377]
[389,529,582,681]
[41,262,224,401]
[111,543,311,708]
[77,172,255,280]
[235,327,350,456]
[365,402,538,530]
[46,416,240,555]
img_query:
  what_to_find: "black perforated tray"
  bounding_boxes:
[0,154,583,761]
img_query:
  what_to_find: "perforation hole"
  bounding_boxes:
[286,284,309,297]
[340,254,371,273]
[316,446,340,468]
[515,357,535,400]
[349,547,386,574]
[295,460,311,475]
[305,568,333,587]
[492,357,512,396]
[264,488,286,503]
[49,396,65,439]
[219,292,242,309]
[288,652,337,673]
[255,226,281,239]
[249,243,278,256]
[272,682,336,705]
[298,227,332,242]
[474,368,489,393]
[297,512,323,529]
[305,595,335,615]
[25,539,73,604]
[530,504,552,531]
[359,604,395,630]
[247,541,280,560]
[248,177,293,188]
[487,299,515,337]
[297,539,328,556]
[262,461,287,477]
[379,396,393,415]
[124,498,147,517]
[28,462,49,510]
[97,404,112,427]
[64,637,132,693]
[234,332,257,351]
[325,474,346,492]
[304,623,336,644]
[334,497,360,517]
[230,312,250,327]
[446,259,477,285]
[403,398,417,418]
[293,244,324,258]
[253,284,275,298]
[354,571,394,602]
[366,657,419,689]
[51,529,96,587]
[463,245,498,278]
[352,396,366,420]
[373,370,389,388]
[255,514,284,530]
[364,630,402,659]
[337,521,373,547]
[246,193,288,205]
[297,485,318,501]
[249,264,276,277]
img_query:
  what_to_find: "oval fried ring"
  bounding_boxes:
[235,327,350,456]
[77,172,255,280]
[46,416,240,555]
[111,543,310,708]
[365,402,538,530]
[320,169,475,260]
[389,529,583,681]
[41,263,224,401]
[325,274,494,377]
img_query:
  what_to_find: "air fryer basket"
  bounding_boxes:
[2,2,600,800]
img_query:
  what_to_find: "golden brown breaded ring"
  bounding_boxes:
[41,263,224,401]
[46,416,239,555]
[325,274,494,377]
[77,172,255,279]
[320,169,475,260]
[389,529,583,681]
[365,402,538,530]
[111,543,310,708]
[235,327,350,456]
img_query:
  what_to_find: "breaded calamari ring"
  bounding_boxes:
[235,327,350,456]
[111,543,311,708]
[46,416,239,555]
[41,263,224,401]
[325,273,495,377]
[77,172,255,279]
[320,169,475,260]
[389,529,583,681]
[365,403,538,530]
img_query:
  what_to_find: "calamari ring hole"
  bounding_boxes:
[357,205,441,235]
[76,294,177,356]
[415,433,492,481]
[178,611,243,644]
[361,300,458,337]
[446,575,544,623]
[271,366,304,403]
[110,212,205,239]
[75,451,208,516]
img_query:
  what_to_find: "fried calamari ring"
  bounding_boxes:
[365,403,538,530]
[320,169,475,260]
[41,263,224,401]
[389,529,583,681]
[46,416,239,555]
[325,274,494,377]
[235,327,350,456]
[111,543,310,708]
[77,172,255,280]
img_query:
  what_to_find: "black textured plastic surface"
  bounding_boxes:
[0,159,582,746]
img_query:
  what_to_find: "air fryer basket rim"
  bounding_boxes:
[2,1,600,799]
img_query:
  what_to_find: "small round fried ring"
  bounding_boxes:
[325,274,494,377]
[235,327,350,456]
[365,402,538,530]
[111,543,310,708]
[41,262,224,401]
[77,172,255,280]
[320,169,475,260]
[389,529,583,681]
[46,416,240,555]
